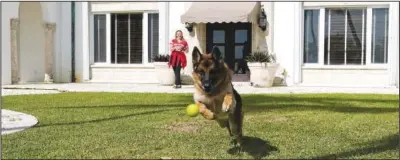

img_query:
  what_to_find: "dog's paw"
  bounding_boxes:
[202,112,215,120]
[198,105,216,120]
[222,94,234,112]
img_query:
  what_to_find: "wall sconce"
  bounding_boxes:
[258,6,267,31]
[185,23,194,32]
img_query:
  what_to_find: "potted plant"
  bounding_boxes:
[152,54,175,85]
[245,50,280,87]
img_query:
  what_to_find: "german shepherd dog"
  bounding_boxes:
[191,45,244,149]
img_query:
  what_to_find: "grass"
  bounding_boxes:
[1,92,399,159]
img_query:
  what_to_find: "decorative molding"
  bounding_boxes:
[43,22,56,30]
[10,18,20,83]
[10,18,20,26]
[43,22,56,83]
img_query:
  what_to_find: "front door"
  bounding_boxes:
[206,23,252,81]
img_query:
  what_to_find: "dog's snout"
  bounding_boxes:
[202,80,212,92]
[201,71,213,92]
[203,86,211,92]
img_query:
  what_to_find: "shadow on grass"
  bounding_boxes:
[242,94,399,103]
[41,101,397,114]
[2,109,177,131]
[312,133,399,159]
[29,93,398,114]
[37,104,186,109]
[227,136,279,159]
[244,103,398,114]
[242,95,398,114]
[170,94,398,114]
[171,94,398,104]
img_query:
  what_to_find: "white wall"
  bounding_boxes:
[168,2,198,76]
[388,2,399,87]
[170,2,284,82]
[87,2,169,83]
[272,2,302,86]
[170,2,265,77]
[273,2,399,87]
[91,2,159,12]
[1,2,71,84]
[302,69,389,87]
[1,2,19,85]
[49,2,72,83]
[169,2,187,42]
[31,2,71,83]
[261,2,274,53]
[74,2,89,82]
[19,2,45,83]
[61,2,73,83]
[158,2,169,55]
[91,67,157,83]
[43,2,72,83]
[79,1,400,87]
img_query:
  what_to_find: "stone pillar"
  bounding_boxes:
[10,18,20,84]
[43,22,56,83]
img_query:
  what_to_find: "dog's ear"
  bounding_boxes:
[211,45,222,61]
[192,46,202,64]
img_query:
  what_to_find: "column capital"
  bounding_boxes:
[10,18,19,27]
[43,22,56,30]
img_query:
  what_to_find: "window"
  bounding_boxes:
[325,8,366,65]
[371,8,389,64]
[93,12,160,64]
[303,10,319,63]
[148,13,159,62]
[111,13,143,64]
[303,7,389,66]
[93,15,107,63]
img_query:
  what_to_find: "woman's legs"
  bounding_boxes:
[173,66,182,88]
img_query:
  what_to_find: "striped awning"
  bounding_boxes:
[181,2,259,24]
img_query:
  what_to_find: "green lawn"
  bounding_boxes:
[2,92,399,159]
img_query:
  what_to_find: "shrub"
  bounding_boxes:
[152,54,170,62]
[245,50,276,63]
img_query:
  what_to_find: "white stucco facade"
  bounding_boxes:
[296,2,399,87]
[2,2,399,88]
[1,2,72,84]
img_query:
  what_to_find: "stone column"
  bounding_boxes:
[10,18,20,84]
[43,22,56,83]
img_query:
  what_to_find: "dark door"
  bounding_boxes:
[206,23,252,81]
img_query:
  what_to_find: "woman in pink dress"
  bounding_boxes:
[168,30,189,89]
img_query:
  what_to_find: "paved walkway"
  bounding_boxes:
[1,109,38,135]
[2,88,61,96]
[2,83,399,94]
[2,89,60,135]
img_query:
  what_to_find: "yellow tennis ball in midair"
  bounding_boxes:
[186,104,199,117]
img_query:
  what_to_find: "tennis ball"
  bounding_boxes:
[186,104,199,117]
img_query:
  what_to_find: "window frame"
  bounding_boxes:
[90,11,159,67]
[302,5,390,69]
[93,14,107,63]
[147,12,160,63]
[91,12,108,65]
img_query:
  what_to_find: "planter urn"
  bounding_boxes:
[153,62,175,85]
[248,62,280,87]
